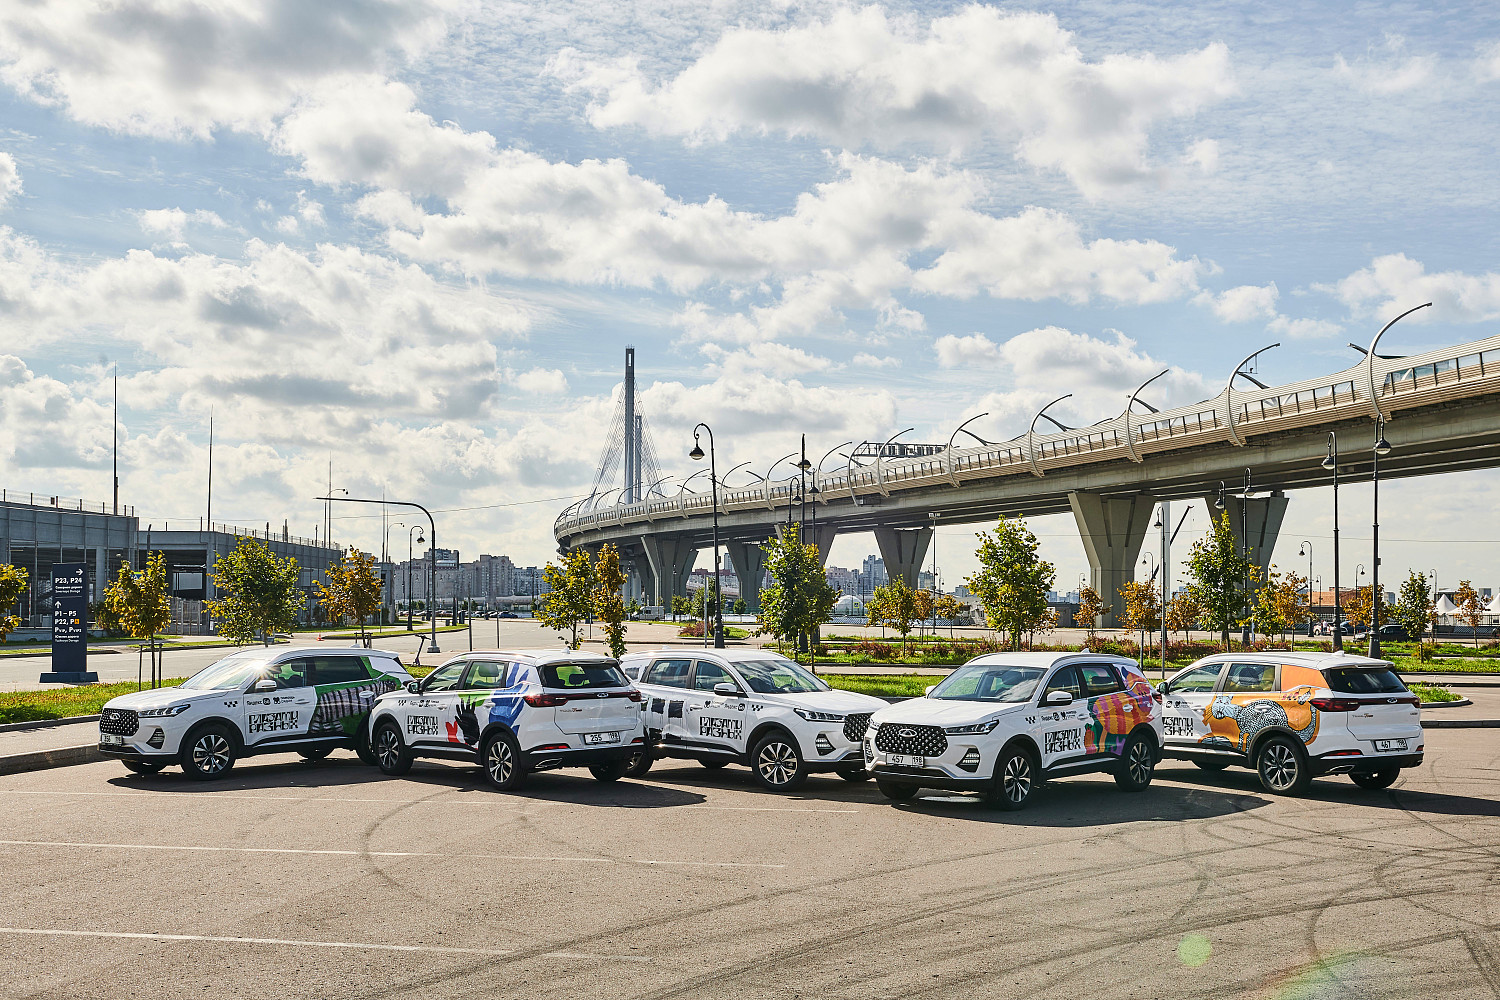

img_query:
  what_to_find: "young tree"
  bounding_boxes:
[0,563,27,643]
[731,597,747,615]
[315,549,384,647]
[1455,580,1485,649]
[538,549,596,650]
[669,593,691,622]
[1343,585,1375,636]
[1251,568,1307,645]
[1165,591,1199,642]
[757,531,838,660]
[965,516,1056,650]
[207,537,303,645]
[913,589,936,638]
[867,576,920,655]
[1185,510,1258,651]
[593,544,628,659]
[1075,585,1103,642]
[1118,580,1161,656]
[1393,571,1435,655]
[933,593,965,637]
[105,552,172,686]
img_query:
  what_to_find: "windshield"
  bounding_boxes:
[736,659,829,694]
[540,662,628,690]
[930,665,1045,702]
[180,652,276,691]
[1323,667,1407,694]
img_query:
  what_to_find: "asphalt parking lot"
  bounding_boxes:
[3,730,1498,1000]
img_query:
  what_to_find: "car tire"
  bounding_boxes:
[1113,732,1156,792]
[122,760,165,775]
[751,730,807,791]
[988,743,1036,810]
[354,727,377,766]
[1351,767,1400,790]
[1255,735,1312,795]
[298,747,335,762]
[479,729,526,792]
[372,720,413,776]
[700,759,730,770]
[180,724,236,781]
[836,767,872,782]
[589,760,628,782]
[876,780,918,801]
[1193,759,1231,772]
[624,750,654,778]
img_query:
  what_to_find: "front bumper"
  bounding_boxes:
[869,762,991,792]
[98,744,178,763]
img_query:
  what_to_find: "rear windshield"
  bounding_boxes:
[1323,667,1407,694]
[540,662,628,690]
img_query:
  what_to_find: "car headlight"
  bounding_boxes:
[943,720,999,736]
[138,703,192,718]
[793,709,846,723]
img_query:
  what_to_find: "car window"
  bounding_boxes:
[1169,663,1224,693]
[181,653,275,691]
[644,658,692,688]
[309,655,368,686]
[540,662,628,689]
[735,659,829,694]
[623,664,642,681]
[1041,666,1082,700]
[1222,662,1276,693]
[267,658,311,689]
[930,665,1044,702]
[464,660,509,689]
[1078,663,1123,697]
[1323,667,1408,694]
[692,661,735,691]
[423,661,467,693]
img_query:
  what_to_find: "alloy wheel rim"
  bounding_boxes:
[1002,754,1031,802]
[193,734,229,774]
[487,741,513,784]
[376,729,400,770]
[1128,742,1153,784]
[1263,744,1298,790]
[758,742,797,785]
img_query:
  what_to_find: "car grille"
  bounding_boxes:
[843,713,872,743]
[100,708,139,736]
[874,724,947,758]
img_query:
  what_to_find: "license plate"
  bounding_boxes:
[887,753,925,767]
[583,732,620,745]
[1375,739,1408,752]
[101,734,125,746]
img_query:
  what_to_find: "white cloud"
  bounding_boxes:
[0,0,463,139]
[1479,41,1500,82]
[1334,36,1434,95]
[934,333,1002,368]
[1195,282,1279,322]
[0,152,20,207]
[851,352,899,369]
[555,6,1234,195]
[1183,138,1219,174]
[137,207,229,242]
[701,342,834,378]
[1327,253,1500,323]
[1267,314,1342,339]
[508,367,568,394]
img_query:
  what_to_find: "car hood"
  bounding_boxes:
[762,688,889,713]
[870,698,1027,727]
[103,687,221,711]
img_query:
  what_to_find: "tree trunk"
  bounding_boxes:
[1221,627,1231,652]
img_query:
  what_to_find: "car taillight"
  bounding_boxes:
[1310,697,1362,712]
[524,693,568,707]
[1393,695,1421,706]
[627,690,642,702]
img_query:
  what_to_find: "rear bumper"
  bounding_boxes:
[522,742,642,772]
[1314,750,1424,775]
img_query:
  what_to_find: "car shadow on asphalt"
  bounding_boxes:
[1153,762,1500,817]
[883,777,1270,826]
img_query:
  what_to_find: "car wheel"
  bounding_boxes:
[1193,759,1231,772]
[180,724,236,781]
[1351,767,1400,790]
[989,744,1036,810]
[353,727,377,766]
[123,760,165,775]
[876,780,918,801]
[1113,732,1156,792]
[1256,736,1312,795]
[623,750,654,778]
[589,760,628,782]
[372,721,412,776]
[751,731,807,791]
[298,747,335,762]
[836,767,872,782]
[479,730,525,791]
[700,759,729,770]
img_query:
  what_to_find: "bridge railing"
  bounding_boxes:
[555,334,1500,538]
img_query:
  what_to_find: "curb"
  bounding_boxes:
[1419,699,1473,710]
[0,744,103,776]
[0,715,100,734]
[1423,719,1500,728]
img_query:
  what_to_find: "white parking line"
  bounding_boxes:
[0,839,786,869]
[0,927,651,962]
[0,789,860,813]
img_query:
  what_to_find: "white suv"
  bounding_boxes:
[865,653,1163,809]
[620,648,889,791]
[366,650,646,791]
[98,646,411,779]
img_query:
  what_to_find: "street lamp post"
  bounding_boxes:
[1322,432,1344,651]
[319,495,440,653]
[1299,541,1313,635]
[407,525,424,630]
[1369,418,1392,658]
[1139,552,1156,661]
[689,424,725,649]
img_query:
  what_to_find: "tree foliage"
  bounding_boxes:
[1251,568,1309,642]
[1118,580,1161,635]
[1185,510,1258,650]
[539,549,596,650]
[670,593,691,621]
[594,544,628,659]
[1075,585,1103,640]
[757,532,837,659]
[913,588,935,636]
[1393,571,1435,651]
[0,563,27,643]
[207,537,303,645]
[867,576,921,654]
[1165,591,1199,640]
[315,548,384,646]
[965,516,1056,650]
[106,552,172,683]
[1455,580,1485,648]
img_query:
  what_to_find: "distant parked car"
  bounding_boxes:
[1378,624,1411,641]
[499,612,519,619]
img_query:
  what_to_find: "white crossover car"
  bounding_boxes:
[620,648,889,791]
[98,647,412,779]
[366,650,646,791]
[865,652,1163,809]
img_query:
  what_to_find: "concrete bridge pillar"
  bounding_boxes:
[873,526,932,590]
[1069,491,1154,628]
[1202,490,1289,585]
[627,552,655,609]
[726,539,767,613]
[639,534,698,609]
[779,523,837,566]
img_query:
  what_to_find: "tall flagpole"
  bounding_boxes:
[112,365,119,515]
[206,410,214,528]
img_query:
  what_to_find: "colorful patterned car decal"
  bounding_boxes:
[308,673,402,736]
[1200,684,1320,752]
[1083,673,1157,756]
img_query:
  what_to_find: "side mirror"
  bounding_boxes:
[1045,690,1073,706]
[1158,681,1171,696]
[253,678,276,693]
[713,682,743,697]
[405,680,421,694]
[924,685,937,697]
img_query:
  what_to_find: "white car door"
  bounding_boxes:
[243,657,318,748]
[1033,666,1088,769]
[1160,662,1227,750]
[640,657,693,744]
[685,659,749,755]
[406,659,467,751]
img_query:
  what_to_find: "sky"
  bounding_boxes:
[2,0,1500,594]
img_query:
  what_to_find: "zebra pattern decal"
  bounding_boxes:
[1202,685,1319,753]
